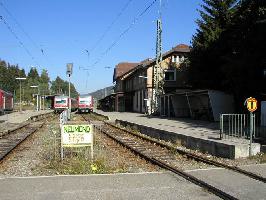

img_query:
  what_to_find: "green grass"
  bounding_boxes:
[40,124,127,175]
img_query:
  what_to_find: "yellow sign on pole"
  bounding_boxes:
[245,97,258,112]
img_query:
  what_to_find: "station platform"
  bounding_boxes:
[93,109,261,159]
[0,110,54,136]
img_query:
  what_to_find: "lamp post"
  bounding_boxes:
[66,63,73,120]
[15,77,26,112]
[30,85,39,111]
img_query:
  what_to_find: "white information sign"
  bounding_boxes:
[61,124,93,147]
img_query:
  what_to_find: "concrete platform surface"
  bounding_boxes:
[94,109,250,144]
[185,164,266,200]
[0,110,54,137]
[0,110,53,124]
[0,172,219,200]
[239,163,266,178]
[93,109,260,158]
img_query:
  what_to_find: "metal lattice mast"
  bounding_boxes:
[151,0,163,115]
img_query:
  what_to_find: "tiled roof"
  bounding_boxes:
[113,62,139,81]
[167,44,190,54]
[113,44,190,81]
[141,44,190,68]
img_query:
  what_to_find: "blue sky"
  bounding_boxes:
[0,0,202,94]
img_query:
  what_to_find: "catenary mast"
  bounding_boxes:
[151,0,163,114]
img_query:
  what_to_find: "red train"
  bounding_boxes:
[53,95,78,113]
[77,95,93,113]
[0,89,13,114]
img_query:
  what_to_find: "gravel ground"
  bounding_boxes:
[0,115,160,177]
[0,113,264,177]
[0,123,49,177]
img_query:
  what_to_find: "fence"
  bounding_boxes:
[59,110,68,127]
[219,113,266,140]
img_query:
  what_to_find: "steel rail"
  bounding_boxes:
[89,112,266,183]
[82,114,239,200]
[94,122,237,200]
[0,123,43,161]
[104,120,266,184]
[0,113,56,162]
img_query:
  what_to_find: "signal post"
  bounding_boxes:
[245,97,258,156]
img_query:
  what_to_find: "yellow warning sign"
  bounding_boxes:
[246,97,258,112]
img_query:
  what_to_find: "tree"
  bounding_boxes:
[50,76,79,98]
[0,60,8,90]
[189,0,266,110]
[39,69,50,95]
[218,0,266,108]
[189,0,237,89]
[23,67,40,102]
[0,59,79,103]
[51,76,65,95]
[27,67,39,84]
[69,82,79,98]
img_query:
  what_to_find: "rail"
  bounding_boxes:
[81,113,266,200]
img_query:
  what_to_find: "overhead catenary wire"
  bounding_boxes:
[0,15,40,66]
[88,0,134,55]
[0,1,53,68]
[1,5,40,52]
[90,0,159,67]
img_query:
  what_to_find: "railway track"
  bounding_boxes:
[82,113,265,200]
[0,122,43,162]
[0,113,55,162]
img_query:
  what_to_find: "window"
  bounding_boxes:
[171,55,175,63]
[56,99,66,104]
[180,55,185,62]
[164,70,176,81]
[172,55,179,63]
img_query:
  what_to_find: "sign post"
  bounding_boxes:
[61,124,93,160]
[245,97,258,156]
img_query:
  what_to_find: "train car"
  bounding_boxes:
[78,95,93,113]
[54,95,68,113]
[53,95,78,113]
[0,89,13,114]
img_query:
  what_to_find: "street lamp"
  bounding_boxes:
[15,77,26,112]
[30,85,39,111]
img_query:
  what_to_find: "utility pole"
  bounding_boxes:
[151,0,163,115]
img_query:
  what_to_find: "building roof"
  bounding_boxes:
[168,44,190,53]
[113,44,190,81]
[113,62,139,81]
[142,44,190,68]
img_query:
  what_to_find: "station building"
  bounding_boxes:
[113,44,190,112]
[112,43,236,122]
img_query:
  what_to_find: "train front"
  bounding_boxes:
[78,96,93,113]
[54,96,68,113]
